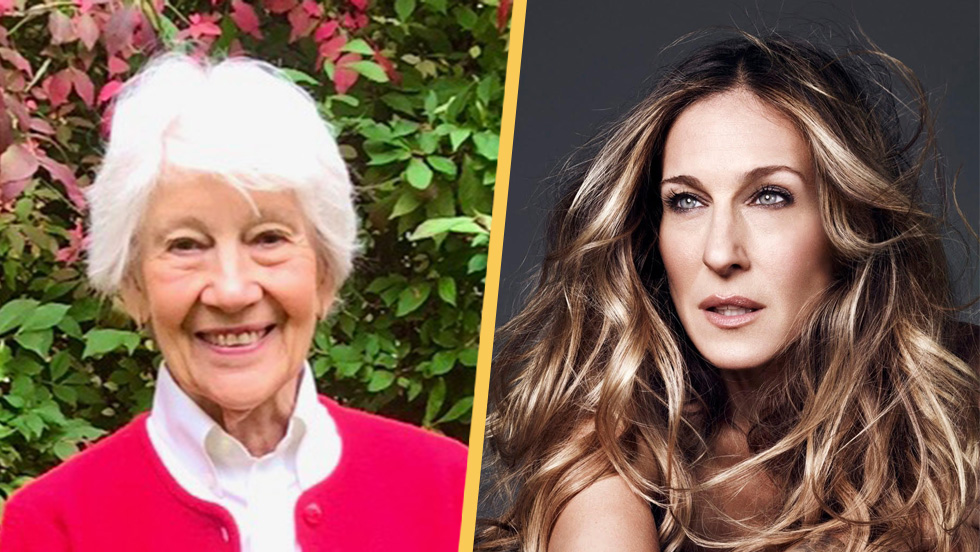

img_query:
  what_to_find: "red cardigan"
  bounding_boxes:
[0,397,467,551]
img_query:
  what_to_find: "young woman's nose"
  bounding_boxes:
[701,208,750,277]
[199,244,263,312]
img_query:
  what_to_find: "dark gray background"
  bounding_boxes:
[479,0,979,523]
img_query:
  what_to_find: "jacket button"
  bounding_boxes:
[303,503,323,526]
[220,526,230,542]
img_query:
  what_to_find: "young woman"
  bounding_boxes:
[480,33,979,551]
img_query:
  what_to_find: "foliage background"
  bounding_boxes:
[0,0,509,504]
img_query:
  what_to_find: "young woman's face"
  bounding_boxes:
[658,89,834,371]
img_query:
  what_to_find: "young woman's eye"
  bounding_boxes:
[665,193,704,212]
[751,187,793,207]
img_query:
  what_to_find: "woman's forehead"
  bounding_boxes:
[142,172,305,234]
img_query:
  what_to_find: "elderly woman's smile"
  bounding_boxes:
[122,170,333,429]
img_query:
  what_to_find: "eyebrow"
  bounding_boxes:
[150,208,300,244]
[659,165,807,189]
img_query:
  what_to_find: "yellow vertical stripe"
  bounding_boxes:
[458,0,526,549]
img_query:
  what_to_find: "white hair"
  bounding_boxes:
[85,53,357,295]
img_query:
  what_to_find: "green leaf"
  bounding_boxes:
[407,380,423,401]
[280,68,319,86]
[313,357,330,378]
[52,441,78,460]
[348,61,389,83]
[82,329,141,358]
[473,131,499,160]
[0,299,39,335]
[15,330,53,358]
[390,191,422,219]
[436,396,473,424]
[468,253,488,274]
[437,276,457,306]
[56,315,83,339]
[396,283,431,316]
[49,350,71,381]
[341,39,374,55]
[395,0,416,21]
[0,341,10,379]
[458,347,479,367]
[18,303,69,333]
[450,128,471,151]
[409,216,487,240]
[427,155,457,177]
[423,378,447,425]
[405,158,433,189]
[367,370,395,392]
[430,351,456,375]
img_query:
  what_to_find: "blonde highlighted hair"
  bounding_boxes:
[480,31,979,552]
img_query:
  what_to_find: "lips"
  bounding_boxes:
[698,295,765,329]
[194,324,276,352]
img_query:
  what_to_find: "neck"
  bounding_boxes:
[717,362,780,430]
[197,373,302,457]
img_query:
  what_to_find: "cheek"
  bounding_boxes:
[143,265,206,332]
[266,256,321,322]
[658,225,699,295]
[760,220,834,294]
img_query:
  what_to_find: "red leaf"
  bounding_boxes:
[28,118,56,136]
[56,219,88,264]
[341,11,367,30]
[333,53,360,94]
[0,143,39,184]
[180,13,222,39]
[301,0,322,17]
[107,55,129,76]
[348,0,368,11]
[0,48,32,76]
[104,7,137,56]
[497,0,512,31]
[49,11,77,45]
[75,0,94,13]
[70,68,95,107]
[314,21,338,43]
[100,104,114,138]
[263,0,297,14]
[1,178,30,204]
[231,0,264,40]
[75,13,100,50]
[98,80,123,105]
[37,154,86,211]
[4,96,29,133]
[0,95,11,156]
[287,6,314,42]
[43,71,73,108]
[317,35,346,67]
[373,51,401,86]
[0,0,14,17]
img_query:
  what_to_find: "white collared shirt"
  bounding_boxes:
[146,363,342,552]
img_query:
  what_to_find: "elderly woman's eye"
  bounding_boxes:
[254,231,287,246]
[752,186,793,207]
[665,192,704,212]
[168,237,203,252]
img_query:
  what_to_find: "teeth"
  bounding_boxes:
[715,306,752,316]
[202,330,265,347]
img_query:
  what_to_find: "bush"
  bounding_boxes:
[0,0,510,501]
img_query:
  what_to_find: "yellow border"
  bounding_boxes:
[459,1,526,549]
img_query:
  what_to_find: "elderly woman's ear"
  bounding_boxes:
[316,268,336,321]
[119,273,151,327]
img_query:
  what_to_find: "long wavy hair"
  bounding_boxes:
[480,31,979,552]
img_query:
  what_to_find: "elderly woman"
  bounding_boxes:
[0,55,466,551]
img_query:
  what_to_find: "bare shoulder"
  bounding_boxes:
[549,475,659,552]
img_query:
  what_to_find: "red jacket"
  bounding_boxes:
[0,397,467,551]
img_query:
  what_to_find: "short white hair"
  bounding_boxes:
[86,53,357,295]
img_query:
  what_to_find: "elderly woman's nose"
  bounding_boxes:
[701,209,750,277]
[199,245,263,311]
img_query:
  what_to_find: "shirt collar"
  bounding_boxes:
[148,361,341,494]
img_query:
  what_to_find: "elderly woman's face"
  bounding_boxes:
[658,89,834,371]
[123,171,332,414]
